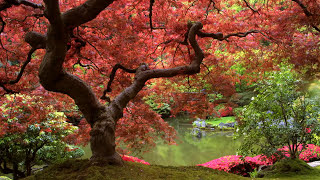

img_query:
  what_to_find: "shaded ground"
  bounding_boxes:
[21,159,320,180]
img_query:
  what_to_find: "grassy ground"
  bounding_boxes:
[20,159,320,180]
[206,116,235,126]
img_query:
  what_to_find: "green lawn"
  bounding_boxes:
[206,116,236,126]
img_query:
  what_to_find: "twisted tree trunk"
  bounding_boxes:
[23,0,254,166]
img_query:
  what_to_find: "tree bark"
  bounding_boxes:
[39,0,124,166]
[89,107,123,165]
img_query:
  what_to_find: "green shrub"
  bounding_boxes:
[236,66,320,159]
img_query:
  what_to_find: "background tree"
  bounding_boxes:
[0,94,84,179]
[0,0,319,165]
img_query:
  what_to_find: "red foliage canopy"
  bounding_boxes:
[0,0,319,153]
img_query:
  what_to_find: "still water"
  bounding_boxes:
[140,119,241,166]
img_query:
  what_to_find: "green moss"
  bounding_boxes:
[22,159,246,180]
[258,158,320,178]
[21,159,320,180]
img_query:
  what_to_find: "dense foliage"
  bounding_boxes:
[0,94,84,179]
[237,66,320,158]
[0,0,319,167]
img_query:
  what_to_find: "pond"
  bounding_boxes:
[81,117,241,166]
[141,118,241,166]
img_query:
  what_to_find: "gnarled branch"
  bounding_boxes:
[39,0,106,125]
[101,64,137,100]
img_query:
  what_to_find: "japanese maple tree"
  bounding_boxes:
[0,0,319,166]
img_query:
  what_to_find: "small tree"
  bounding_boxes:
[237,66,320,160]
[0,94,84,179]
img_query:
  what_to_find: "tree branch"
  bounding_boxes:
[0,0,43,11]
[101,64,137,100]
[2,48,36,85]
[149,0,155,31]
[291,0,320,32]
[206,0,220,15]
[197,29,260,41]
[0,82,16,94]
[243,0,260,14]
[108,22,204,120]
[311,24,320,33]
[24,31,46,50]
[61,0,116,29]
[291,0,312,17]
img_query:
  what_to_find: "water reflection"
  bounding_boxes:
[141,118,241,166]
[191,127,206,139]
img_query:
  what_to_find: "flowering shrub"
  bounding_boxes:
[218,106,233,117]
[197,155,272,176]
[121,155,150,165]
[197,144,320,176]
[277,144,320,162]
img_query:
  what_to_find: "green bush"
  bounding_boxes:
[236,66,320,159]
